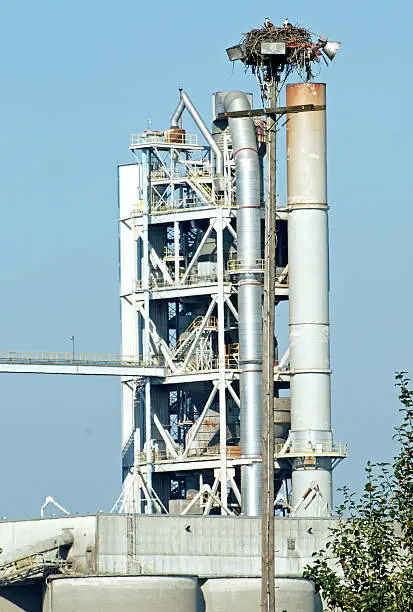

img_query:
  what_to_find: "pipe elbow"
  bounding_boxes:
[170,96,185,128]
[222,90,252,113]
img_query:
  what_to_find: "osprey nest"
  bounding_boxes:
[241,24,322,81]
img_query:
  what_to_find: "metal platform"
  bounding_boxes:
[0,352,164,377]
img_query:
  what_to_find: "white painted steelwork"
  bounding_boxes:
[119,97,242,514]
[0,363,164,377]
[286,83,339,515]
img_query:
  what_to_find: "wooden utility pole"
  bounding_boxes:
[261,81,277,612]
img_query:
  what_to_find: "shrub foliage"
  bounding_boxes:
[303,372,413,611]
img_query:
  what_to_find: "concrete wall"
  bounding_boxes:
[0,514,335,578]
[96,515,336,578]
[95,515,129,574]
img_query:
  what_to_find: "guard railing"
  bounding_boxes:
[0,352,164,368]
[130,133,199,147]
[135,272,232,291]
[227,259,265,273]
[275,441,348,458]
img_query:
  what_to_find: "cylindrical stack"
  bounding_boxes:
[223,91,263,516]
[286,83,333,515]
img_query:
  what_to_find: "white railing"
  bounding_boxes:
[136,273,231,292]
[275,441,348,457]
[134,442,348,466]
[150,168,213,181]
[130,133,199,147]
[151,197,203,213]
[0,352,163,368]
[131,195,233,217]
[135,445,243,464]
[150,195,228,214]
[227,259,265,273]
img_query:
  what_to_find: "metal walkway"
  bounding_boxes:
[0,352,165,377]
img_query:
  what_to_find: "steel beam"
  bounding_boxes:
[217,103,326,120]
[0,363,164,377]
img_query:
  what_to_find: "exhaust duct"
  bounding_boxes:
[286,83,333,515]
[171,92,224,177]
[222,91,263,516]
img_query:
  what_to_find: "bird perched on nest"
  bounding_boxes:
[264,17,273,28]
[283,18,290,27]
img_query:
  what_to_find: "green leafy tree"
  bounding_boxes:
[304,372,413,611]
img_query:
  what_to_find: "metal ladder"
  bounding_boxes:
[185,167,213,203]
[173,316,217,361]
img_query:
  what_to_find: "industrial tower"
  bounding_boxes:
[116,88,346,517]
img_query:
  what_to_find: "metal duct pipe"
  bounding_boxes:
[171,92,224,176]
[223,91,262,516]
[286,83,333,515]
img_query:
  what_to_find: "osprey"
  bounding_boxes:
[264,17,273,28]
[283,18,289,27]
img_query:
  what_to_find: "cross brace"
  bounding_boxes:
[217,103,326,119]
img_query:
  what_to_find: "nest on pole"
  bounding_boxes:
[241,23,322,82]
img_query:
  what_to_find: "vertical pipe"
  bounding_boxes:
[171,92,224,176]
[286,83,333,515]
[223,91,262,516]
[144,379,153,514]
[216,209,228,512]
[142,149,151,360]
[142,149,153,514]
[174,221,180,282]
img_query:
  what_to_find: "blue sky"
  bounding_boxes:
[0,0,412,519]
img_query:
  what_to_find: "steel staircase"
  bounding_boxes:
[172,316,217,362]
[185,167,213,203]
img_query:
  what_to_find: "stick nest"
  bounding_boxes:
[241,24,321,81]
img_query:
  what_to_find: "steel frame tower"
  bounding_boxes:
[117,96,288,515]
[118,122,238,514]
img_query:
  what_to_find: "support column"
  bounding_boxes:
[174,220,180,283]
[144,378,153,514]
[142,149,153,514]
[216,211,228,512]
[286,83,332,515]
